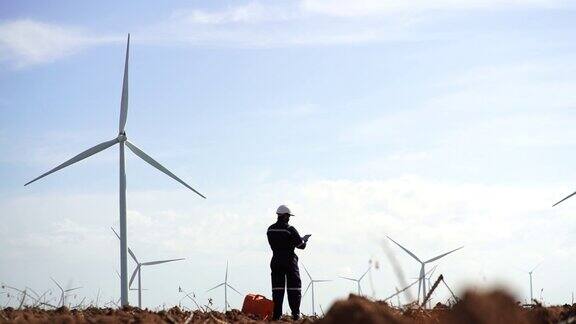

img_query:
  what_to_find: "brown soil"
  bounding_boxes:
[319,291,576,324]
[0,306,315,323]
[1,290,575,323]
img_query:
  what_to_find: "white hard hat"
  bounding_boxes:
[276,205,294,216]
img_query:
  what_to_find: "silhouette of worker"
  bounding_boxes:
[267,205,310,320]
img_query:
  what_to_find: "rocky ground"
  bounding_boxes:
[1,290,576,323]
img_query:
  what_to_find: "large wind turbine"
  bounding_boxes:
[339,266,371,296]
[24,34,206,307]
[387,236,462,305]
[111,228,184,308]
[207,262,241,312]
[301,263,331,316]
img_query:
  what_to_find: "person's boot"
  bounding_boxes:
[292,312,300,320]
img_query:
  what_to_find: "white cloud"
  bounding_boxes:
[2,175,575,309]
[170,2,295,25]
[339,59,576,149]
[0,1,572,67]
[0,19,119,68]
[301,0,566,17]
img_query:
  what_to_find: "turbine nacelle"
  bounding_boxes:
[118,132,127,142]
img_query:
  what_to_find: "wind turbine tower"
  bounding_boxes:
[387,236,463,305]
[24,34,206,306]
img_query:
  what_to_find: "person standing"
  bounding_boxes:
[267,205,310,320]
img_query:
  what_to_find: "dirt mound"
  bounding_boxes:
[318,295,406,324]
[318,291,576,324]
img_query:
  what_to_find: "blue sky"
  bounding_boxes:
[1,0,576,313]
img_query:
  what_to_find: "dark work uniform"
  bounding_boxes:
[267,219,306,320]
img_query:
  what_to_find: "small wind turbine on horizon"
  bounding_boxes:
[50,277,81,308]
[178,287,202,311]
[387,236,463,306]
[302,263,331,316]
[339,266,371,296]
[411,265,438,308]
[111,227,184,308]
[207,262,241,312]
[24,34,206,307]
[526,263,542,304]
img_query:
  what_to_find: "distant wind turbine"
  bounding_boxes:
[526,263,542,304]
[387,236,463,305]
[111,227,184,308]
[339,266,371,296]
[207,262,241,312]
[178,287,202,310]
[50,278,81,307]
[24,34,206,306]
[411,265,438,307]
[301,263,331,316]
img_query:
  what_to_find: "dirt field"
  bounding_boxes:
[1,290,575,323]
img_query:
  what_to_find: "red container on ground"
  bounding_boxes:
[241,294,274,320]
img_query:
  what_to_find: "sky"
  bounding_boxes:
[1,0,576,314]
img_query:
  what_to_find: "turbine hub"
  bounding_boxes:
[118,132,127,142]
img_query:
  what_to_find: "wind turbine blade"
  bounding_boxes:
[129,266,139,288]
[50,278,63,292]
[25,138,119,186]
[111,227,138,263]
[301,263,312,281]
[387,236,422,263]
[125,140,206,199]
[553,190,576,207]
[226,284,241,295]
[314,280,332,283]
[128,248,138,264]
[119,34,130,134]
[427,265,438,277]
[530,262,542,273]
[111,227,121,240]
[339,276,356,282]
[206,283,225,292]
[225,261,229,282]
[65,287,82,292]
[141,258,185,266]
[302,282,312,297]
[359,267,371,281]
[424,246,464,263]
